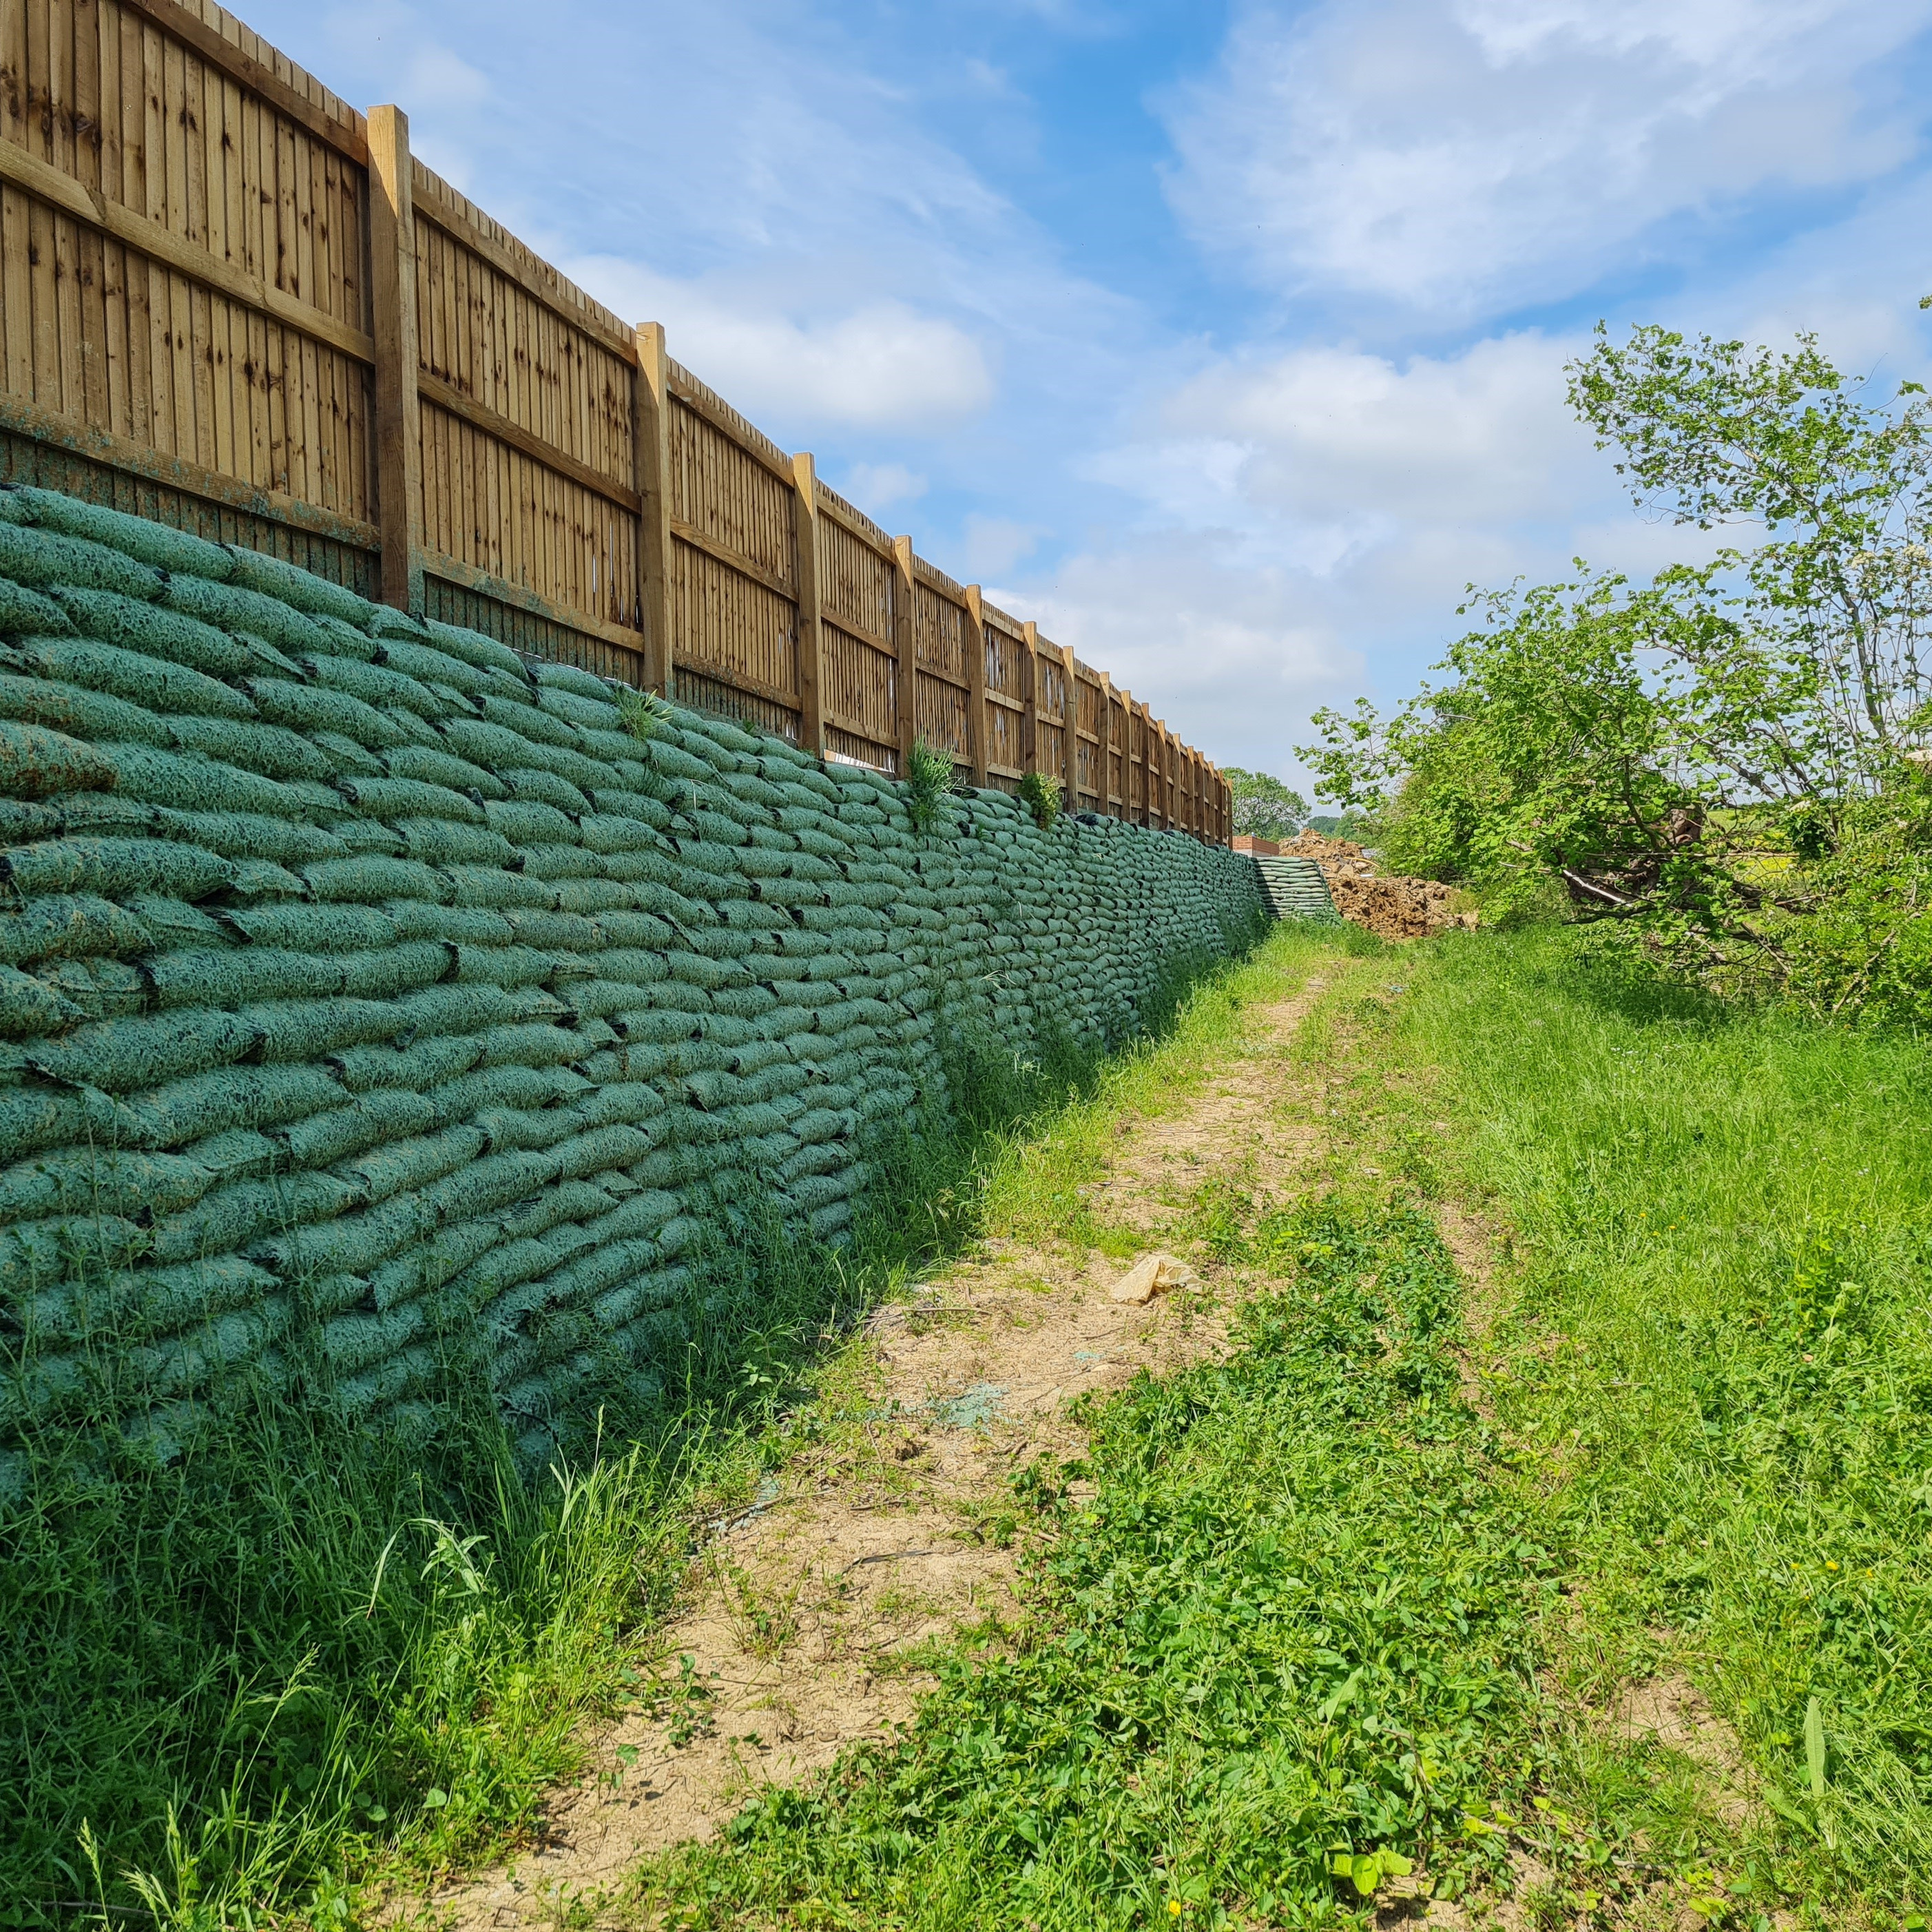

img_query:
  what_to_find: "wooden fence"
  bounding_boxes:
[0,0,1229,839]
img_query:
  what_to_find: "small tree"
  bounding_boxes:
[1225,767,1310,840]
[1301,319,1932,1017]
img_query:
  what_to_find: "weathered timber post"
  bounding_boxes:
[368,105,424,616]
[963,583,990,789]
[634,321,675,696]
[893,536,919,775]
[1021,619,1041,775]
[792,453,827,759]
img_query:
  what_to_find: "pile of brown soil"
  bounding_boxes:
[1282,831,1476,942]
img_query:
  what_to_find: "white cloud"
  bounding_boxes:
[1163,0,1932,313]
[960,514,1046,578]
[838,462,928,515]
[563,259,995,430]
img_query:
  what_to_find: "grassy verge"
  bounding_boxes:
[2,937,1261,1931]
[1341,927,1932,1923]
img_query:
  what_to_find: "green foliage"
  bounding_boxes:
[1017,768,1062,834]
[1386,926,1932,1904]
[1224,767,1309,840]
[613,684,668,744]
[904,737,962,837]
[1305,320,1932,1017]
[649,1198,1571,1928]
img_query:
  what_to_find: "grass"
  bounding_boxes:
[1357,927,1932,1918]
[640,1194,1588,1929]
[630,919,1932,1930]
[0,934,1259,1931]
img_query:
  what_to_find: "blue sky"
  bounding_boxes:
[243,0,1932,791]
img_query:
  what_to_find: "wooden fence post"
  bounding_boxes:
[893,537,919,776]
[792,453,827,759]
[963,583,990,789]
[368,105,423,616]
[634,321,674,696]
[1099,672,1116,817]
[1021,619,1040,776]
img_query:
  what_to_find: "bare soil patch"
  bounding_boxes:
[1284,831,1476,942]
[414,979,1329,1928]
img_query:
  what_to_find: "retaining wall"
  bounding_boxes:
[0,487,1263,1467]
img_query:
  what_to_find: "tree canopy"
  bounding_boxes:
[1302,322,1932,1022]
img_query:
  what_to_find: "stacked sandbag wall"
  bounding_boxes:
[0,486,1264,1471]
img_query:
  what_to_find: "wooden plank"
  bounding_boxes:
[422,546,646,656]
[892,534,918,776]
[1021,619,1040,776]
[411,193,640,373]
[962,583,990,787]
[669,510,793,603]
[367,103,422,612]
[791,450,825,760]
[116,0,366,163]
[634,320,672,694]
[665,360,794,487]
[0,386,380,543]
[0,132,376,364]
[418,368,639,513]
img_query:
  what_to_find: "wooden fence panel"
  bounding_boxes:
[0,0,1229,841]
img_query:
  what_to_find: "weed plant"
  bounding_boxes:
[1372,926,1932,1913]
[0,939,1252,1929]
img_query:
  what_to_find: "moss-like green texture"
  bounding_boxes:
[0,485,1263,1466]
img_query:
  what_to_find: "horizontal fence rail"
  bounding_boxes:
[0,0,1229,840]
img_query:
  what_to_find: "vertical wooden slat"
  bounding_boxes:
[634,319,672,694]
[892,534,918,773]
[791,450,824,758]
[962,583,989,788]
[367,103,421,612]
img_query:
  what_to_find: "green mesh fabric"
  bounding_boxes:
[0,487,1262,1455]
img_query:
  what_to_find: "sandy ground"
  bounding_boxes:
[413,980,1329,1929]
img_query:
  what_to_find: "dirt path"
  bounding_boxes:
[418,977,1330,1929]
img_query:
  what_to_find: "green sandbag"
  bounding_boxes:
[501,766,589,816]
[309,729,384,777]
[378,901,512,947]
[160,572,327,657]
[383,742,506,800]
[390,981,519,1039]
[156,809,349,865]
[472,1021,582,1073]
[243,995,411,1063]
[0,719,118,799]
[371,636,488,697]
[0,1145,211,1223]
[481,797,577,845]
[448,944,556,990]
[145,946,344,1010]
[163,714,337,782]
[438,864,554,912]
[41,948,153,1024]
[112,1062,342,1150]
[24,1006,262,1092]
[328,1030,481,1096]
[419,1147,565,1227]
[302,854,449,904]
[220,901,397,951]
[0,892,152,964]
[4,486,233,579]
[0,961,83,1036]
[0,836,235,900]
[0,577,72,639]
[146,1171,359,1269]
[331,773,485,824]
[341,1124,487,1205]
[52,586,284,680]
[0,668,170,747]
[0,519,165,601]
[243,676,406,751]
[519,844,604,886]
[101,742,320,818]
[252,1190,439,1280]
[420,617,526,679]
[305,652,445,721]
[220,546,373,625]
